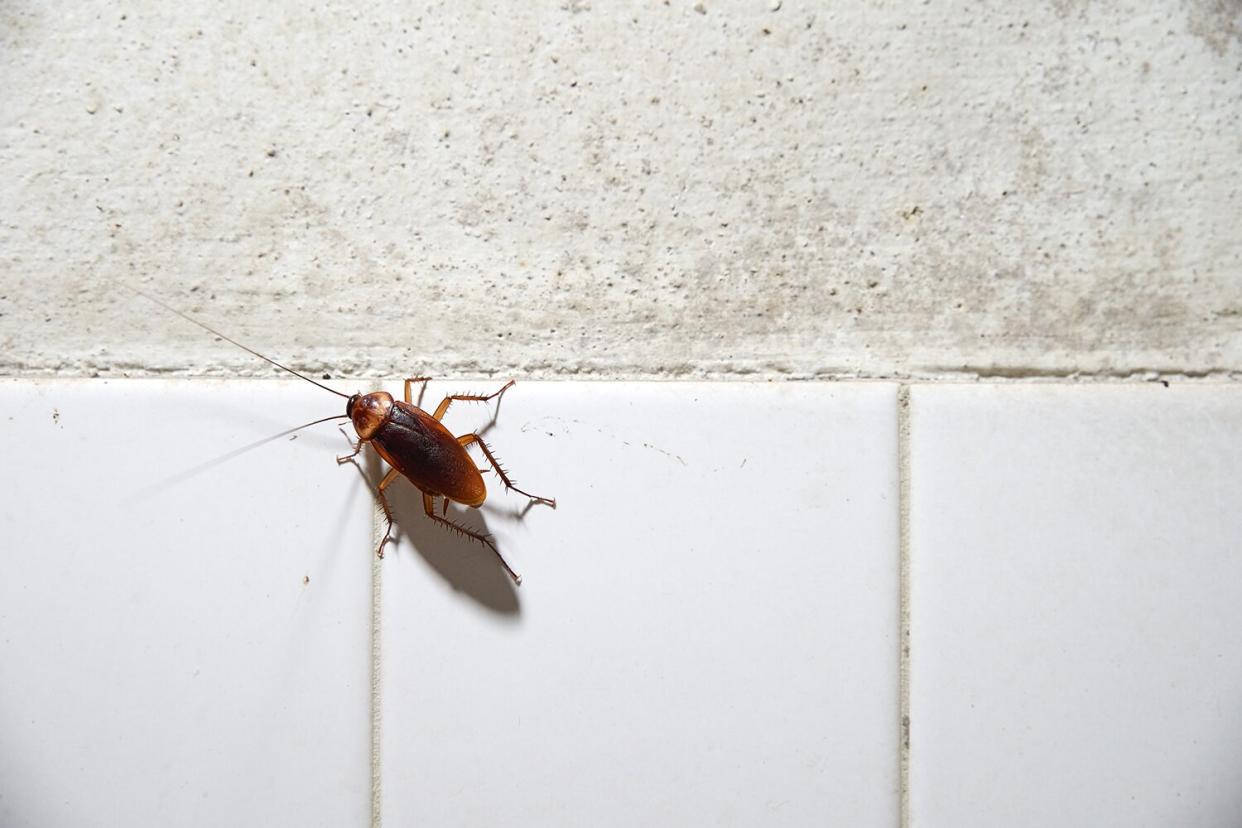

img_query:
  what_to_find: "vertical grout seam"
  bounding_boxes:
[897,384,912,828]
[370,501,384,828]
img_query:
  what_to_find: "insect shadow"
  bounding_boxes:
[347,400,523,615]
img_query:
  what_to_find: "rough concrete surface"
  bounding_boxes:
[1,1,1240,381]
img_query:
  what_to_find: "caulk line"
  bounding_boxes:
[897,385,912,827]
[371,500,384,828]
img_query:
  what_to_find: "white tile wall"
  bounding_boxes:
[908,384,1242,828]
[5,379,1240,827]
[0,380,373,828]
[377,382,901,827]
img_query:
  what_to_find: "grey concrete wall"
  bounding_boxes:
[2,1,1239,381]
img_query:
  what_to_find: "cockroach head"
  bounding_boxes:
[348,391,394,441]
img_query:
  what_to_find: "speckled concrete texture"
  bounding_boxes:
[1,1,1239,380]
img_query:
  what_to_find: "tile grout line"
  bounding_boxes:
[370,501,384,828]
[897,384,912,828]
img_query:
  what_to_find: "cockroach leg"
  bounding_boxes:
[374,468,400,558]
[335,426,363,465]
[402,377,433,406]
[421,492,522,585]
[431,380,516,421]
[457,433,557,508]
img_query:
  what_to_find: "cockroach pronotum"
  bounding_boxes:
[133,288,555,585]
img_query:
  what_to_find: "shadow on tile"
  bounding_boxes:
[383,480,521,615]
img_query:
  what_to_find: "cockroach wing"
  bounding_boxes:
[370,401,487,507]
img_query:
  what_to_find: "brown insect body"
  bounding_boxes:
[337,378,554,585]
[351,393,486,507]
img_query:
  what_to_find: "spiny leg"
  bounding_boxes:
[432,379,515,421]
[334,432,398,558]
[403,377,432,406]
[335,427,363,464]
[458,433,556,508]
[373,468,400,559]
[422,492,522,585]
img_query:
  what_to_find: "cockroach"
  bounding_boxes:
[133,288,554,585]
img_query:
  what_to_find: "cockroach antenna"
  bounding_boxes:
[124,284,349,399]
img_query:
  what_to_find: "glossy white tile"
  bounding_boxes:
[908,384,1242,828]
[0,380,373,828]
[379,382,901,827]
